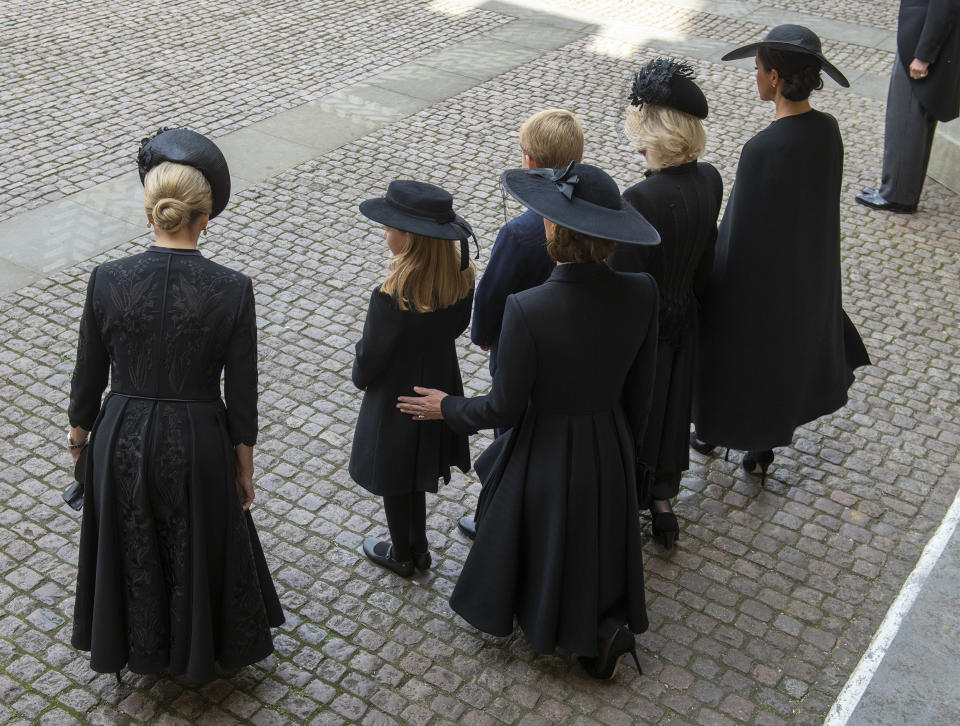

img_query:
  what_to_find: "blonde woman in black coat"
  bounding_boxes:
[350,181,475,577]
[399,163,660,679]
[608,59,722,548]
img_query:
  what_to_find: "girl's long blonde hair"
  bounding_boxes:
[382,233,475,313]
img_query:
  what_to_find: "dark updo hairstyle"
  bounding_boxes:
[757,46,824,101]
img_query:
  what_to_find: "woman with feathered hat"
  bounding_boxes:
[608,58,723,548]
[68,128,284,683]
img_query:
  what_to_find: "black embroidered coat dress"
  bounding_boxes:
[693,110,870,451]
[608,161,722,498]
[442,263,658,656]
[349,287,473,495]
[68,246,284,683]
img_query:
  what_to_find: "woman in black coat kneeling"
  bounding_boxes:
[349,180,475,577]
[399,163,660,679]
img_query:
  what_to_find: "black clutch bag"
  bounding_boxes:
[63,445,88,511]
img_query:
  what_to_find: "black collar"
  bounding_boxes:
[547,261,612,283]
[645,160,699,178]
[147,245,202,256]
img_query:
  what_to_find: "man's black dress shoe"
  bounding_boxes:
[457,516,477,540]
[855,188,916,214]
[362,537,414,577]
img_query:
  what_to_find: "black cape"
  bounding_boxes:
[693,110,869,451]
[349,287,472,495]
[69,247,284,683]
[442,263,657,656]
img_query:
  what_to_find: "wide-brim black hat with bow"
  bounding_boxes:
[500,163,659,246]
[721,24,849,88]
[137,128,231,218]
[360,180,476,270]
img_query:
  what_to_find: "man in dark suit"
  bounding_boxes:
[856,0,960,213]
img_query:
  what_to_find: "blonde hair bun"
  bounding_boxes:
[144,161,213,233]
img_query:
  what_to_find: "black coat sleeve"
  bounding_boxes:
[352,288,404,391]
[471,223,522,347]
[693,165,724,303]
[442,294,536,434]
[68,267,110,430]
[621,276,660,449]
[224,278,259,446]
[915,0,960,63]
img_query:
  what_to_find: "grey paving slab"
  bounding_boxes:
[252,103,381,152]
[213,128,319,184]
[314,83,433,126]
[846,70,891,104]
[415,35,545,81]
[477,0,599,30]
[364,62,480,103]
[847,524,960,726]
[0,260,40,300]
[482,16,590,51]
[66,171,147,228]
[0,199,142,275]
[930,119,960,194]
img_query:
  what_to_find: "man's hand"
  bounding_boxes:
[909,58,930,80]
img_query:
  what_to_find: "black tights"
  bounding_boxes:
[382,491,428,562]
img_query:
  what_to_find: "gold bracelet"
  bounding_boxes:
[67,433,87,450]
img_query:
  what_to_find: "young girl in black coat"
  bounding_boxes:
[349,180,476,577]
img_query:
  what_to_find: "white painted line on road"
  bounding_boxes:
[823,482,960,726]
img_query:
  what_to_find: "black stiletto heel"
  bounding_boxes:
[649,500,679,550]
[691,432,729,461]
[578,628,641,679]
[115,670,122,685]
[742,450,774,486]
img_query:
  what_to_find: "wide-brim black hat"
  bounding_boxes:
[137,128,231,218]
[360,180,476,269]
[501,163,659,246]
[721,24,849,88]
[630,58,708,119]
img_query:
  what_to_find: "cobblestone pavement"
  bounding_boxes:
[2,1,959,724]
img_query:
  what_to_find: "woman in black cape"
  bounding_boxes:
[692,25,870,481]
[608,58,723,548]
[68,129,284,683]
[398,163,661,679]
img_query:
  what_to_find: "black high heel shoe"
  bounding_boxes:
[362,537,414,577]
[689,432,729,461]
[650,500,679,549]
[578,628,642,680]
[742,450,774,486]
[412,550,432,571]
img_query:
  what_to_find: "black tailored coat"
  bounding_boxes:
[442,263,658,657]
[693,110,870,451]
[349,287,473,495]
[68,246,284,684]
[608,161,722,494]
[897,0,960,121]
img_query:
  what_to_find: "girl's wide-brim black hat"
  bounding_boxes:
[721,24,850,88]
[137,128,231,218]
[359,180,473,241]
[500,163,659,246]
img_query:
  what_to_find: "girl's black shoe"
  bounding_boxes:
[742,450,774,486]
[689,432,729,461]
[578,627,642,680]
[362,537,414,577]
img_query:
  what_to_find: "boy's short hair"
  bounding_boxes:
[518,109,584,169]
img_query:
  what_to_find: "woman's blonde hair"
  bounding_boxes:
[382,233,475,313]
[143,161,213,233]
[624,103,706,170]
[546,225,615,264]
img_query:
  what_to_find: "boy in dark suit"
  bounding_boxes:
[460,109,584,538]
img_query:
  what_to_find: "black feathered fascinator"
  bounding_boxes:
[137,127,232,218]
[629,58,708,119]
